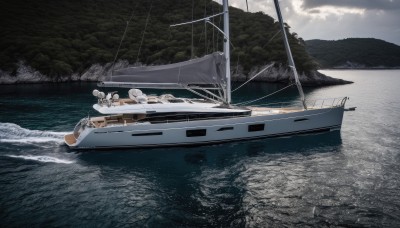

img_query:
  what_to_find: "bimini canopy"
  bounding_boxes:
[100,52,226,89]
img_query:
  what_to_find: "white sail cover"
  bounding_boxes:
[105,52,226,86]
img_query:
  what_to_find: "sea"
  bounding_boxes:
[0,70,399,227]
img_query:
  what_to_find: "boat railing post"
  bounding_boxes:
[321,100,325,108]
[340,97,348,107]
[331,98,335,107]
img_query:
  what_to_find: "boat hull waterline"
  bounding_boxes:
[64,106,344,149]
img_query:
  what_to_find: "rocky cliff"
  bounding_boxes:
[0,61,352,86]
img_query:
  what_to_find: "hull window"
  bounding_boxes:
[294,118,309,122]
[248,124,265,132]
[217,127,234,131]
[132,132,163,136]
[186,129,207,137]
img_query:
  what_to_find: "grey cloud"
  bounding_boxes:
[229,0,400,45]
[302,0,400,11]
[308,9,320,14]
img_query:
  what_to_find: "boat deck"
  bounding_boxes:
[90,114,145,128]
[248,107,303,116]
[64,133,76,146]
[86,106,304,129]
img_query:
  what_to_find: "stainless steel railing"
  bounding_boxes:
[255,97,348,110]
[306,97,348,109]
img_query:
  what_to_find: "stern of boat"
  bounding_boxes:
[64,133,77,147]
[64,117,90,148]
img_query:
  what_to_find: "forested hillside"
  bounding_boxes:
[306,38,400,68]
[0,0,317,78]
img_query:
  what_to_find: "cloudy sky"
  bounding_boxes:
[229,0,400,45]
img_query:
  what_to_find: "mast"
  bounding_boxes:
[273,0,306,109]
[223,0,231,104]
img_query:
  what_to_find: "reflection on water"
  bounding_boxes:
[67,132,343,226]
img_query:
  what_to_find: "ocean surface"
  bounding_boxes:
[1,70,399,227]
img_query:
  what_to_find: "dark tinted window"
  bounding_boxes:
[186,129,207,137]
[132,132,163,136]
[248,124,265,132]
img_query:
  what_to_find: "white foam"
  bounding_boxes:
[5,155,75,164]
[1,137,64,143]
[0,122,71,144]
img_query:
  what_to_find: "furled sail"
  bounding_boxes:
[101,52,226,89]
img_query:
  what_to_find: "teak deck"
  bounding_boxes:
[64,133,77,145]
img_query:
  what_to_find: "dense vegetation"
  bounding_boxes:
[0,0,317,78]
[306,38,400,68]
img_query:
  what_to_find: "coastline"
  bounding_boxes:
[0,61,353,86]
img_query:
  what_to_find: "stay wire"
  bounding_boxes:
[232,62,274,93]
[212,2,215,52]
[267,30,281,46]
[136,0,154,63]
[191,0,194,58]
[204,0,207,54]
[235,83,295,106]
[111,3,138,76]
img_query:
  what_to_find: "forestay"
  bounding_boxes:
[101,52,226,89]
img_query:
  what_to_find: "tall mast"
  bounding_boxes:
[223,0,231,104]
[273,0,306,109]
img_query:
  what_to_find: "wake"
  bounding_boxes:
[0,122,70,144]
[5,155,74,164]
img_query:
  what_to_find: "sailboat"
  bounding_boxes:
[64,0,348,149]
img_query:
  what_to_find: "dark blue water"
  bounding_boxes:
[1,70,399,227]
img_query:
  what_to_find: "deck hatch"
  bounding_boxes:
[248,124,265,132]
[132,132,163,136]
[186,129,207,137]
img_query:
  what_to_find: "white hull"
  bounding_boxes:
[63,0,350,150]
[63,1,349,150]
[66,106,344,149]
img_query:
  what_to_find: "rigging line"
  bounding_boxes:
[197,86,225,102]
[185,87,221,102]
[204,0,207,55]
[191,0,194,59]
[216,5,222,50]
[111,3,138,76]
[235,83,295,106]
[234,54,240,76]
[205,20,235,49]
[266,30,281,46]
[212,2,215,52]
[136,1,153,63]
[170,12,224,27]
[232,62,274,92]
[198,27,204,49]
[213,0,222,51]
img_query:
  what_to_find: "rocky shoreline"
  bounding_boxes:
[0,60,352,86]
[231,64,352,86]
